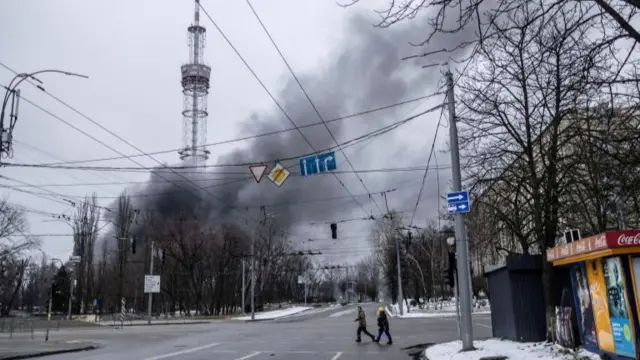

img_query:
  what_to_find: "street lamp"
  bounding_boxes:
[446,237,455,247]
[1,69,88,158]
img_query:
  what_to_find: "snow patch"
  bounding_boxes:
[424,339,600,360]
[286,304,341,317]
[233,306,312,321]
[388,300,491,318]
[329,308,356,318]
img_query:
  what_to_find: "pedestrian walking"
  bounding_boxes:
[374,306,392,345]
[354,305,375,343]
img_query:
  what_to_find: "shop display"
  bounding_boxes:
[573,263,597,348]
[603,257,635,358]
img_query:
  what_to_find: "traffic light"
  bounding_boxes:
[131,237,137,255]
[446,267,455,288]
[330,223,337,239]
[446,252,457,288]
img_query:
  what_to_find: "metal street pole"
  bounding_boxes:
[250,231,255,321]
[241,258,246,314]
[453,270,461,338]
[395,236,404,316]
[445,69,474,350]
[147,240,154,325]
[68,271,73,320]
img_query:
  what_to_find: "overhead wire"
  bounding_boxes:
[409,96,447,227]
[243,0,384,216]
[11,139,125,198]
[0,62,267,228]
[197,2,371,217]
[2,102,445,173]
[33,92,444,167]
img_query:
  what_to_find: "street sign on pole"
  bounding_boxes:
[268,163,290,187]
[249,164,268,183]
[144,275,161,293]
[447,191,470,214]
[299,151,337,177]
[69,255,81,263]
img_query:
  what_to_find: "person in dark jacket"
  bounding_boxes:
[374,306,392,345]
[354,306,375,342]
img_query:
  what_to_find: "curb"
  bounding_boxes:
[105,320,212,327]
[401,343,435,360]
[244,318,273,323]
[0,345,99,360]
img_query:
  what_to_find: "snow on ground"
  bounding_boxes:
[387,299,491,318]
[233,306,312,321]
[329,308,356,318]
[425,340,600,360]
[285,304,342,317]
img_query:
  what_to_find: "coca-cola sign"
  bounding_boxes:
[617,233,640,246]
[547,230,640,262]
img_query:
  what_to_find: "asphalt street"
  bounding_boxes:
[30,304,493,360]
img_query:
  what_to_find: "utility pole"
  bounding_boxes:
[395,235,404,316]
[445,69,474,350]
[241,258,246,314]
[68,271,73,319]
[250,230,255,321]
[147,240,154,325]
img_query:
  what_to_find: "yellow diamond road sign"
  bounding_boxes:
[268,163,290,187]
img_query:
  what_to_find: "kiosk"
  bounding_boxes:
[547,230,640,359]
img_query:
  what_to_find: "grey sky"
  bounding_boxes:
[0,0,464,264]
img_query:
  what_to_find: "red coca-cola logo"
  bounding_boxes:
[617,233,640,246]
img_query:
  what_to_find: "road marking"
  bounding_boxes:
[143,342,220,360]
[330,351,343,360]
[235,351,261,360]
[475,323,492,329]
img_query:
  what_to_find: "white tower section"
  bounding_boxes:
[178,0,211,168]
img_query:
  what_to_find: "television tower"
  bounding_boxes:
[178,0,211,168]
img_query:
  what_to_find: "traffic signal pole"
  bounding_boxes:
[446,69,474,350]
[395,235,404,316]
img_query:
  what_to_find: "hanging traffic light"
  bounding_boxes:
[330,223,337,239]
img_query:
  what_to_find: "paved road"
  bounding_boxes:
[30,303,493,360]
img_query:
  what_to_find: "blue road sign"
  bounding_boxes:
[447,190,470,214]
[299,151,337,177]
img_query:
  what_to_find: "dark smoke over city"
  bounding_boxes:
[103,14,471,249]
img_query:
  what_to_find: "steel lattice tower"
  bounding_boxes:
[178,0,211,168]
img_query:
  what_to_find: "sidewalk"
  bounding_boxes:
[424,339,600,360]
[0,339,98,360]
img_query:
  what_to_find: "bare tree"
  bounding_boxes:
[72,193,100,314]
[114,192,134,310]
[340,0,640,46]
[457,0,625,336]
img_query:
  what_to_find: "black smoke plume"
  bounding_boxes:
[103,13,474,251]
